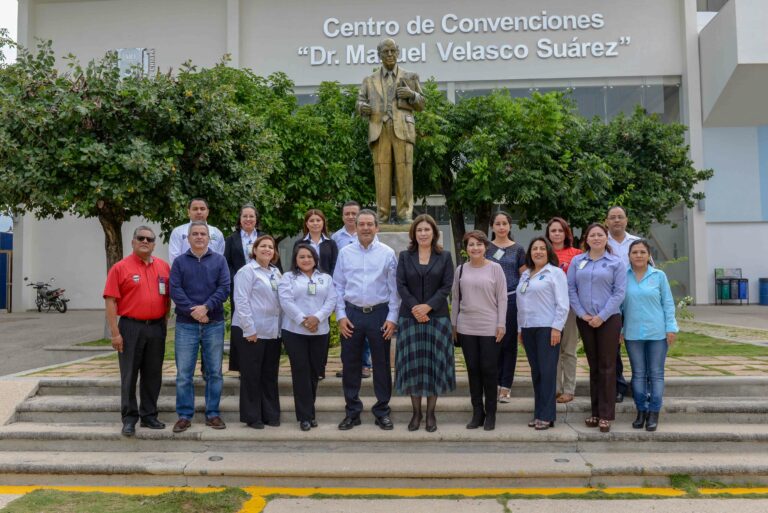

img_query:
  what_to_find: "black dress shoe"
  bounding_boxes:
[616,392,625,403]
[375,415,394,430]
[299,421,311,431]
[247,421,265,429]
[265,420,281,427]
[483,413,496,431]
[310,419,318,428]
[632,411,648,429]
[140,417,166,430]
[407,413,422,432]
[466,409,485,429]
[338,416,361,430]
[121,420,136,437]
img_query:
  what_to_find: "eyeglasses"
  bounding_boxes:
[135,236,156,243]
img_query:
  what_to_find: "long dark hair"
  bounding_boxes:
[524,237,559,268]
[545,216,574,248]
[490,211,514,241]
[581,223,613,254]
[290,243,319,275]
[407,214,442,253]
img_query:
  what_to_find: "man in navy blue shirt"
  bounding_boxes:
[170,221,230,433]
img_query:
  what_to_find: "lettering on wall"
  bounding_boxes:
[295,11,632,66]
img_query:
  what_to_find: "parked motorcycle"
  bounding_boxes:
[24,277,70,313]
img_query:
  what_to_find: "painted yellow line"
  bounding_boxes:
[242,486,686,497]
[700,488,768,495]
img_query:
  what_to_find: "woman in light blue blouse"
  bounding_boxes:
[567,223,627,433]
[278,243,337,432]
[622,239,678,432]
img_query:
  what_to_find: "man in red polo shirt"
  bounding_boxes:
[104,225,171,436]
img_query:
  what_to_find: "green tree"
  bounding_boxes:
[0,38,280,271]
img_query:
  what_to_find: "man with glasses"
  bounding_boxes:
[606,206,638,403]
[104,226,171,436]
[170,221,230,433]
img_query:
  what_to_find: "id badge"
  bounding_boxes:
[308,283,317,296]
[493,248,505,260]
[578,259,587,270]
[520,281,528,294]
[270,275,278,291]
[246,243,254,259]
[158,277,167,295]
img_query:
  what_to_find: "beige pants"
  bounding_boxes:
[556,308,579,395]
[372,120,414,223]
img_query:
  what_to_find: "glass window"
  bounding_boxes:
[662,85,681,124]
[295,94,318,106]
[606,85,643,118]
[570,86,606,121]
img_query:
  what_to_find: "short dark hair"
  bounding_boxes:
[236,204,259,231]
[606,205,627,217]
[303,209,328,237]
[251,234,280,265]
[407,214,442,253]
[581,223,613,254]
[356,209,378,227]
[490,211,514,241]
[524,237,559,269]
[291,243,319,275]
[188,198,209,209]
[462,230,490,249]
[132,225,156,239]
[545,217,575,248]
[187,220,209,236]
[628,239,653,265]
[342,200,361,210]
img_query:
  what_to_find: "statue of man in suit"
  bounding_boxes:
[357,38,425,224]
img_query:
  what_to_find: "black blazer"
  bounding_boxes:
[293,237,338,275]
[396,249,454,320]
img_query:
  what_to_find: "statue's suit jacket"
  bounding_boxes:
[357,66,425,146]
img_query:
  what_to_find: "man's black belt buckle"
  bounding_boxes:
[347,302,386,314]
[362,306,374,314]
[123,316,164,325]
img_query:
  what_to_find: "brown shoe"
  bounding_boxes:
[361,368,371,379]
[205,416,227,430]
[557,393,574,404]
[172,418,191,433]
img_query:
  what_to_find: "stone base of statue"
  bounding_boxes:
[376,229,411,256]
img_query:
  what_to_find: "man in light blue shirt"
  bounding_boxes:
[168,198,225,266]
[333,209,400,430]
[331,201,372,379]
[605,205,637,402]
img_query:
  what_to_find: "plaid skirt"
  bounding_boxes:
[395,316,456,396]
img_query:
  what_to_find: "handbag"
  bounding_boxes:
[454,263,464,348]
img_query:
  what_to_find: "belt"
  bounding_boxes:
[345,302,388,314]
[122,316,165,325]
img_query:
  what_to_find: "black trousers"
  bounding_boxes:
[117,317,166,423]
[228,320,242,373]
[340,305,392,419]
[239,336,281,425]
[497,298,519,388]
[283,330,328,422]
[522,327,560,423]
[577,314,622,420]
[459,333,501,415]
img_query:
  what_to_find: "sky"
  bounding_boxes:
[0,0,17,62]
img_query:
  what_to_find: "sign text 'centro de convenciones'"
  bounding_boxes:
[298,11,630,66]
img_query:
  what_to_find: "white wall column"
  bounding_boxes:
[226,0,240,67]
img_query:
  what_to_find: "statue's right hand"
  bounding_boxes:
[359,104,372,116]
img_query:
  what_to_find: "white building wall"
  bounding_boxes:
[705,222,768,303]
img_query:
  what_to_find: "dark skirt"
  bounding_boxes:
[395,316,456,396]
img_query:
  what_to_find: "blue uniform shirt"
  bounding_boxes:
[622,266,678,340]
[567,251,627,321]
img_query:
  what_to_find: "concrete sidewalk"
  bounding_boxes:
[689,305,768,331]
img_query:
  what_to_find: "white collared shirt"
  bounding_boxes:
[608,232,640,269]
[516,263,570,331]
[168,222,225,266]
[240,229,258,263]
[302,233,329,258]
[232,262,282,339]
[278,270,337,336]
[333,239,400,323]
[331,227,357,248]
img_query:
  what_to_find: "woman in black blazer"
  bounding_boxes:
[395,214,456,432]
[293,209,338,276]
[293,208,338,379]
[224,204,260,373]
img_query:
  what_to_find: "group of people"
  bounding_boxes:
[103,199,677,437]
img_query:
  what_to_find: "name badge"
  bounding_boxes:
[308,282,317,296]
[246,242,254,258]
[578,260,587,270]
[270,274,278,291]
[158,277,167,295]
[493,249,505,260]
[520,281,528,294]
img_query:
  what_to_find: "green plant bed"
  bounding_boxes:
[573,331,768,357]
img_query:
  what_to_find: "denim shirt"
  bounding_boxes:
[622,266,678,341]
[567,251,627,321]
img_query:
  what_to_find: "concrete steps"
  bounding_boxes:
[1,376,767,486]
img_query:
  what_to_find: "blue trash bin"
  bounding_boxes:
[760,278,768,306]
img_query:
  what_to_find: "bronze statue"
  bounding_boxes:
[357,38,425,224]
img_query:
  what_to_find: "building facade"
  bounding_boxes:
[9,0,768,309]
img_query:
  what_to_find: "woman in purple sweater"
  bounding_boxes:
[451,230,508,431]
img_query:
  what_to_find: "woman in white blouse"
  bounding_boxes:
[516,237,569,431]
[278,243,337,431]
[233,235,282,430]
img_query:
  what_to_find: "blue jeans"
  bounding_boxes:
[362,337,372,369]
[625,339,668,412]
[175,320,225,419]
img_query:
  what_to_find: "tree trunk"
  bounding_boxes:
[98,213,124,272]
[473,201,493,236]
[441,173,466,264]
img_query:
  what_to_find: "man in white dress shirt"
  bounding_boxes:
[333,209,400,430]
[168,198,226,266]
[605,205,637,403]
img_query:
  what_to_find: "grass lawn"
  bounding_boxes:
[667,331,768,357]
[1,488,248,513]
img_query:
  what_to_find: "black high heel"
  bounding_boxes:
[632,411,648,429]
